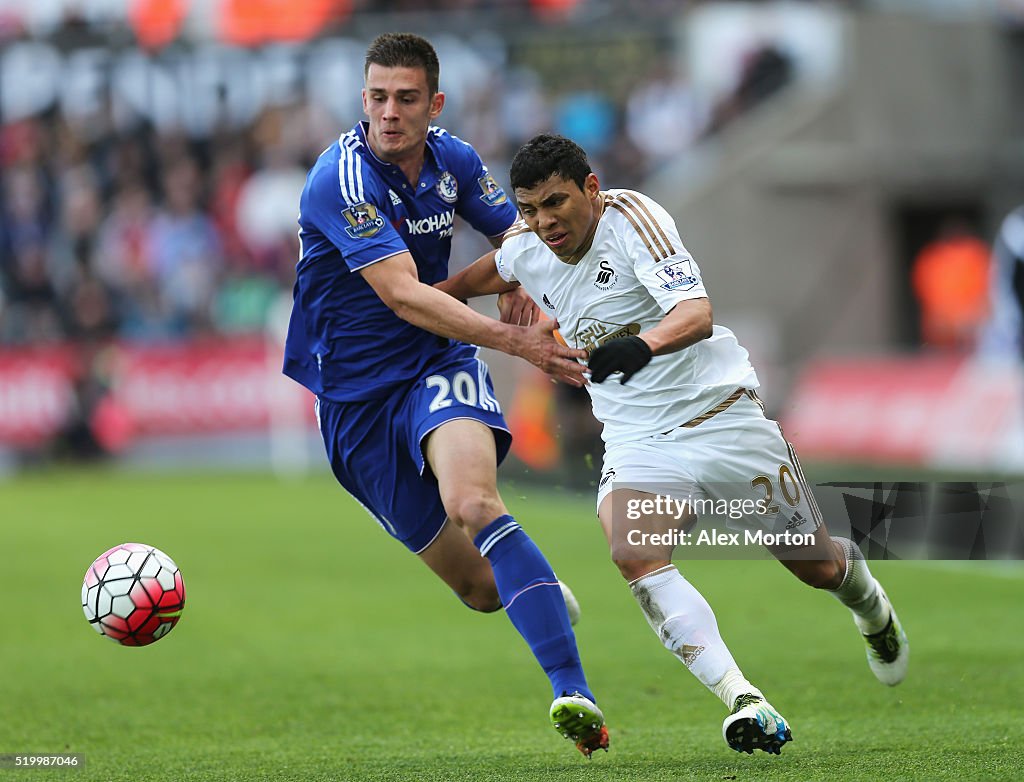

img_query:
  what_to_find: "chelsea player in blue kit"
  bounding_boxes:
[282,34,609,756]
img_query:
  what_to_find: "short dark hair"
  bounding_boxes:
[510,133,592,192]
[364,33,440,96]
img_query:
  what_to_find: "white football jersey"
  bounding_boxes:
[496,189,758,444]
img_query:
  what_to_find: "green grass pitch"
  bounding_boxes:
[1,469,1021,781]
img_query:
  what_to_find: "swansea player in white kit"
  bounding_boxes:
[440,133,909,755]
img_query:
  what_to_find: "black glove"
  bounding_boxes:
[587,335,653,384]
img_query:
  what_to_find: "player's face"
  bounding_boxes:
[515,173,603,262]
[362,64,445,164]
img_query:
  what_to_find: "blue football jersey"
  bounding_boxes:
[284,122,518,401]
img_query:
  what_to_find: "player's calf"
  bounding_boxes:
[783,555,844,590]
[454,583,502,613]
[457,579,580,623]
[770,530,846,590]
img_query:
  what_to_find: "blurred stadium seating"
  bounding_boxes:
[1,0,1022,477]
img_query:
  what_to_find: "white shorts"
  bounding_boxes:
[597,390,822,536]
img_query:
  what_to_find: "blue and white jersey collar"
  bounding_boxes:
[349,121,443,190]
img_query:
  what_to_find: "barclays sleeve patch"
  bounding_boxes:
[342,202,386,239]
[656,259,699,291]
[477,174,507,206]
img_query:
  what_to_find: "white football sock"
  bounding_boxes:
[711,667,763,711]
[630,565,761,709]
[829,537,890,634]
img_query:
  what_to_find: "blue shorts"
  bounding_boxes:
[316,349,512,553]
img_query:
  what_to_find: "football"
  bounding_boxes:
[81,543,186,646]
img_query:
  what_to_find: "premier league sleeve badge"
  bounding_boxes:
[477,174,508,206]
[342,202,386,239]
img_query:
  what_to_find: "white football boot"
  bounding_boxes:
[860,584,909,686]
[550,692,609,757]
[722,694,793,755]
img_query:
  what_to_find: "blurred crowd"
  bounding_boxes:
[0,112,306,345]
[0,19,794,348]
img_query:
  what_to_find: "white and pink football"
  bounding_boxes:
[82,543,186,646]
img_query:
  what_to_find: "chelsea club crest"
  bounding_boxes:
[436,171,459,203]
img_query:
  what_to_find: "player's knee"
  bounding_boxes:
[612,556,661,583]
[793,558,844,590]
[446,493,506,536]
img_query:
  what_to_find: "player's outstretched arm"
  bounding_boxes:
[363,252,587,386]
[436,250,516,299]
[436,252,540,327]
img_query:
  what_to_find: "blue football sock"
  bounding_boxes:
[474,515,594,702]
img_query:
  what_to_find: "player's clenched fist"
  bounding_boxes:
[587,335,653,384]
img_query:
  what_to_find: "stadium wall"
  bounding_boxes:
[647,10,1023,392]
